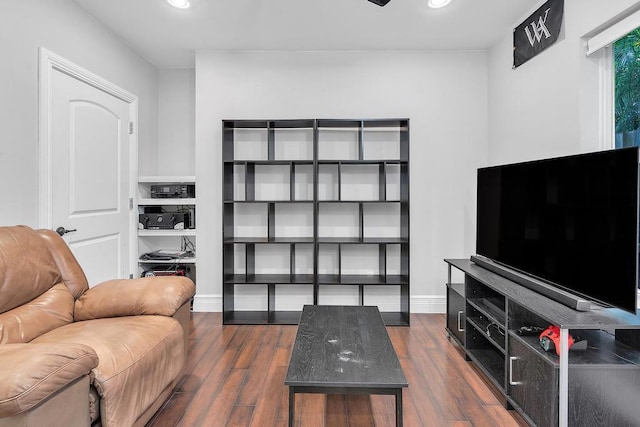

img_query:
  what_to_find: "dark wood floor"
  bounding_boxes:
[147,312,527,427]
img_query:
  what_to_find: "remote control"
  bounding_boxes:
[518,325,545,336]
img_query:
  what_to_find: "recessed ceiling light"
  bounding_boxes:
[167,0,190,9]
[428,0,451,8]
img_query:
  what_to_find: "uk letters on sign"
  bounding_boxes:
[513,0,564,68]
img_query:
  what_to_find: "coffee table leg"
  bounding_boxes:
[289,387,295,427]
[396,388,403,427]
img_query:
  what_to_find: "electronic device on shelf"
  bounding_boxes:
[517,325,545,336]
[539,325,587,355]
[139,212,193,230]
[150,184,195,199]
[140,249,195,261]
[475,147,639,314]
[141,266,189,277]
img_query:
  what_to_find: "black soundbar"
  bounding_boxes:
[470,255,592,312]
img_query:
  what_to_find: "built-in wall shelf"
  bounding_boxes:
[138,175,195,183]
[139,257,196,264]
[138,229,196,237]
[138,198,196,206]
[136,176,196,291]
[222,118,409,325]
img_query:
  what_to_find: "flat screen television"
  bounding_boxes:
[476,147,639,314]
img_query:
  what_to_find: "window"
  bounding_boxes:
[587,10,640,295]
[614,28,640,148]
[585,8,640,149]
[613,28,640,294]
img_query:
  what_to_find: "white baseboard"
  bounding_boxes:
[192,291,640,315]
[191,294,222,312]
[191,294,446,314]
[410,295,446,314]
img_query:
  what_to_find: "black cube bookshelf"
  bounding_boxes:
[222,119,409,325]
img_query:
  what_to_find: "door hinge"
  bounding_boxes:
[129,197,134,210]
[129,122,134,135]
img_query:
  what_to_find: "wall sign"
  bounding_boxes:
[513,0,564,68]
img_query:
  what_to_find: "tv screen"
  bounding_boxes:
[476,147,639,313]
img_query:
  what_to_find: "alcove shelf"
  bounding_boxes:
[136,176,196,297]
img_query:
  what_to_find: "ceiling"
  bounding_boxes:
[72,0,539,69]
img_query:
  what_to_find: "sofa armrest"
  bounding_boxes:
[0,343,98,417]
[74,276,195,321]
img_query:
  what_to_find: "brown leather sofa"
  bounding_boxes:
[0,225,195,427]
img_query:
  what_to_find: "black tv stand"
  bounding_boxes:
[470,255,591,312]
[445,258,640,427]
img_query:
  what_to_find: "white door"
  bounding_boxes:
[41,50,137,287]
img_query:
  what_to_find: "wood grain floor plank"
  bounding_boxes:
[412,314,445,350]
[397,357,444,425]
[397,388,425,427]
[225,406,253,427]
[276,325,297,349]
[147,314,527,427]
[236,339,277,405]
[146,314,222,425]
[226,325,252,349]
[430,347,502,412]
[370,394,396,426]
[225,405,254,427]
[201,369,247,426]
[234,325,266,369]
[258,323,281,347]
[325,394,349,426]
[345,394,374,426]
[248,363,287,426]
[275,356,292,422]
[483,404,527,427]
[299,394,325,427]
[177,347,241,426]
[410,349,468,422]
[441,342,504,407]
[145,391,192,427]
[387,327,410,359]
[181,316,223,382]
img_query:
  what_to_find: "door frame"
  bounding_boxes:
[38,47,139,277]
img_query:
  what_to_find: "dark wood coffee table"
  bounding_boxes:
[285,305,408,426]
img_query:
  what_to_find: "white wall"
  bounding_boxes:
[488,0,640,165]
[157,69,195,176]
[194,50,489,312]
[0,0,158,227]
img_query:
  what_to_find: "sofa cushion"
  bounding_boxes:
[32,315,185,427]
[74,276,195,320]
[0,283,74,344]
[0,343,98,417]
[0,226,61,314]
[36,229,89,298]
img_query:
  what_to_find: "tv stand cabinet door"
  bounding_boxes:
[446,285,465,345]
[508,335,558,427]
